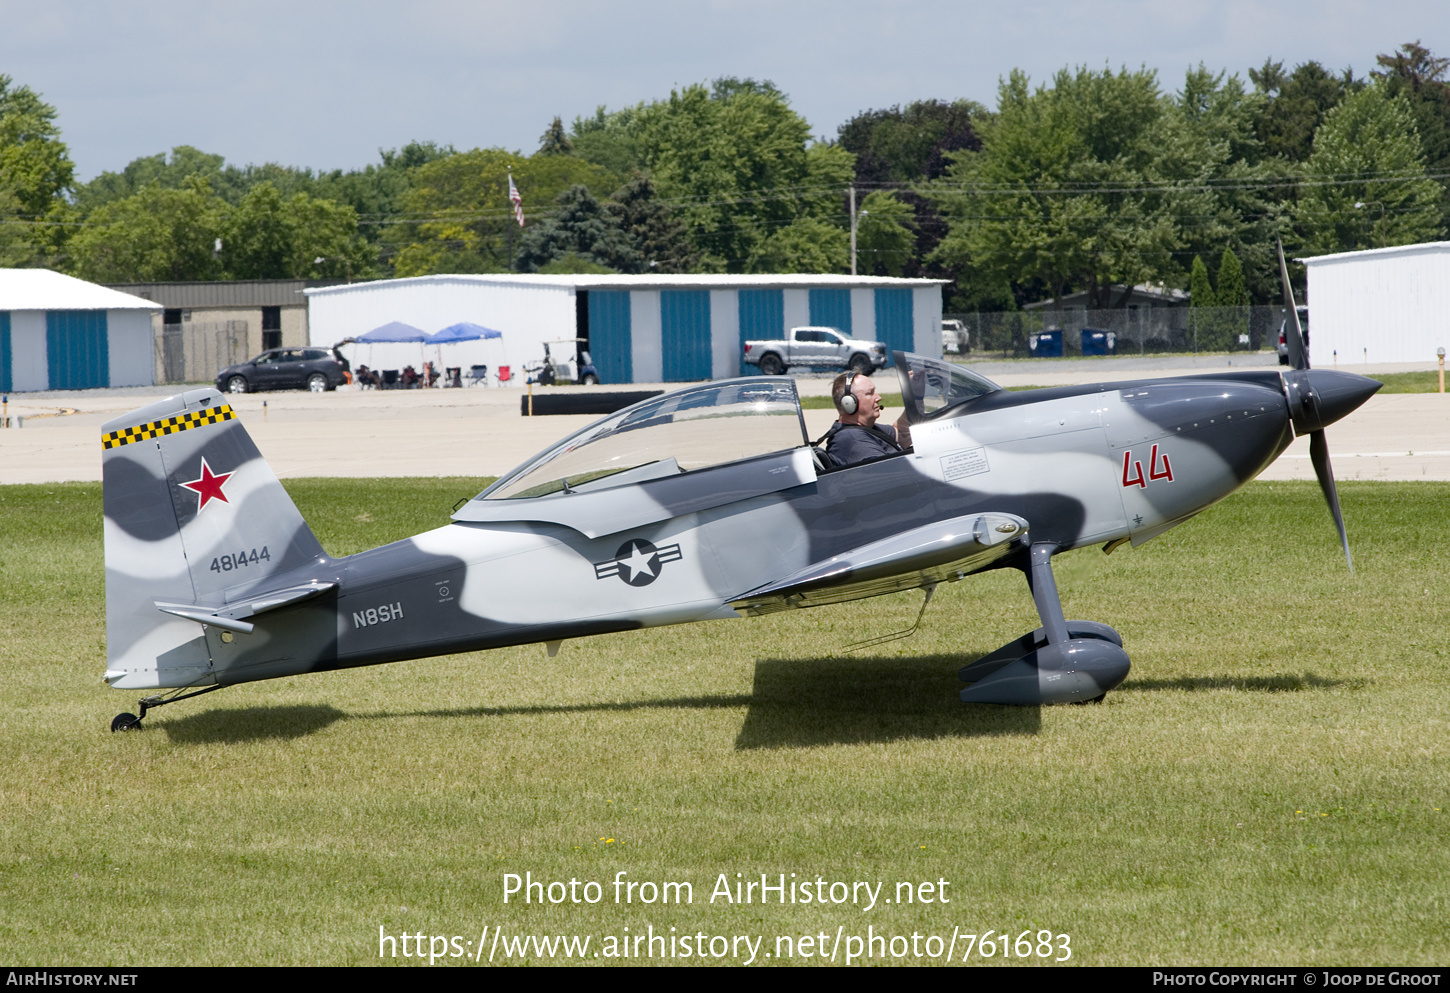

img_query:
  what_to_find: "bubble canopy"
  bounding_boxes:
[476,378,809,501]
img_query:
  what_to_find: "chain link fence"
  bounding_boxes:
[154,320,249,385]
[947,306,1292,358]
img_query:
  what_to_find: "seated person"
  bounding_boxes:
[355,365,382,389]
[822,372,913,467]
[401,365,419,388]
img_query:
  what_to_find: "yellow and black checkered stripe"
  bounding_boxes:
[102,405,236,450]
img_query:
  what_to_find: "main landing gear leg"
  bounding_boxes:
[111,684,226,732]
[959,542,1131,705]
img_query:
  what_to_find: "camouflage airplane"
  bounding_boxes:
[101,273,1376,730]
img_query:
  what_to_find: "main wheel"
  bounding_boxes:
[111,712,141,732]
[848,353,873,376]
[226,375,249,394]
[759,354,784,376]
[580,372,598,386]
[306,372,327,393]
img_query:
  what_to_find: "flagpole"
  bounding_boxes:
[507,169,525,273]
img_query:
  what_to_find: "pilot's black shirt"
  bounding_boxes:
[825,423,902,467]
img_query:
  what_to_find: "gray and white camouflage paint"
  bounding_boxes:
[100,354,1378,718]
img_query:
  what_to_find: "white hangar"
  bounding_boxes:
[0,269,161,393]
[305,274,947,384]
[1303,242,1450,365]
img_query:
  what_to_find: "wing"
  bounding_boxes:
[729,512,1027,615]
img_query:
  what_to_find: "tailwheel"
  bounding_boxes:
[109,684,226,732]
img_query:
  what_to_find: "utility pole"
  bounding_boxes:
[849,186,857,276]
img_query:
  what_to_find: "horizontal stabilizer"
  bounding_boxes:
[155,581,338,634]
[731,513,1027,615]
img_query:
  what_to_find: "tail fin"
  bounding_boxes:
[102,389,328,689]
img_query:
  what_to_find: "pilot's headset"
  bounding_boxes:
[838,373,860,415]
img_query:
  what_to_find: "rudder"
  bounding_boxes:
[102,389,328,689]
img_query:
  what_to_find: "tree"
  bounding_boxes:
[1296,82,1444,254]
[72,142,448,277]
[220,182,365,279]
[1249,59,1360,162]
[514,185,640,273]
[387,148,613,276]
[1188,255,1216,306]
[630,78,821,271]
[1374,42,1450,230]
[837,99,983,184]
[537,117,573,156]
[1216,247,1247,308]
[930,66,1178,308]
[0,75,74,266]
[1158,66,1285,302]
[569,105,644,179]
[73,146,225,212]
[564,79,850,272]
[837,99,986,288]
[67,177,226,282]
[1196,247,1249,350]
[746,216,848,274]
[854,190,915,276]
[606,172,697,272]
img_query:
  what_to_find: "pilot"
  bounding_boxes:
[822,372,913,467]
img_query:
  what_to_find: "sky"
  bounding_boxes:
[3,0,1448,182]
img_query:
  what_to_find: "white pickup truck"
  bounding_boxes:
[742,326,888,376]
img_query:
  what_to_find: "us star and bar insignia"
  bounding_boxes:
[594,539,682,587]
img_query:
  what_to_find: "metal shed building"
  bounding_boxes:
[0,269,161,392]
[1303,242,1450,365]
[305,274,946,384]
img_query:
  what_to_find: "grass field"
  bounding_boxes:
[1,478,1446,966]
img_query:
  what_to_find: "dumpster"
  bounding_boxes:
[1028,330,1063,358]
[1080,328,1117,356]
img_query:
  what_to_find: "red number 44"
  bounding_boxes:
[1122,445,1174,489]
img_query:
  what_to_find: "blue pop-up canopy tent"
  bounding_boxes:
[352,322,429,385]
[427,322,503,343]
[426,323,505,385]
[358,321,428,342]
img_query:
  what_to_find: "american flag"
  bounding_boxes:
[508,172,525,227]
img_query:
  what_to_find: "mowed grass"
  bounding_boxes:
[1,479,1446,966]
[1373,370,1448,394]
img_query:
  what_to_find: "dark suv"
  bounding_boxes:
[215,348,348,394]
[1276,307,1309,366]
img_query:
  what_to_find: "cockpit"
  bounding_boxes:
[477,378,808,501]
[468,353,1004,509]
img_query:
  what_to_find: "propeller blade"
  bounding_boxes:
[1308,429,1352,571]
[1277,239,1309,370]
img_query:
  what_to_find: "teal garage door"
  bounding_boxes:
[587,292,632,384]
[661,290,711,382]
[46,311,109,390]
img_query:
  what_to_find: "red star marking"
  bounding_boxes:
[179,457,233,511]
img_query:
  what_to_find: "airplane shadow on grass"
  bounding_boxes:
[160,704,350,744]
[735,654,1040,749]
[154,665,1360,747]
[156,654,1040,747]
[1117,671,1367,694]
